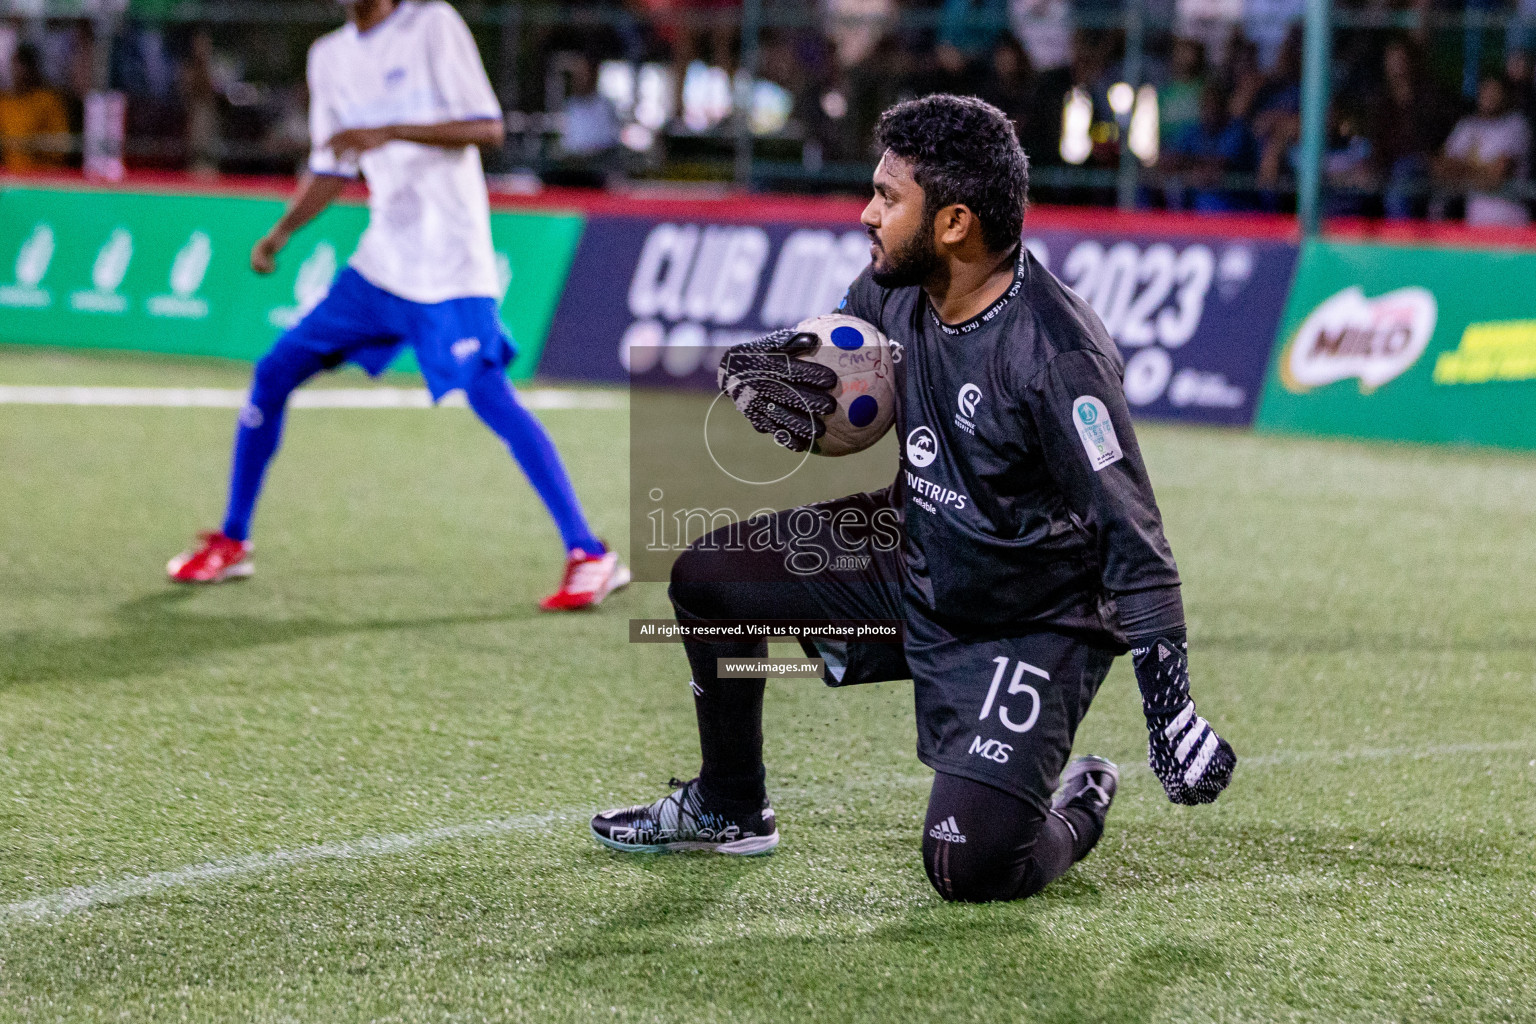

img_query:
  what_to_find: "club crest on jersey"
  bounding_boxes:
[1072,395,1123,471]
[905,425,938,467]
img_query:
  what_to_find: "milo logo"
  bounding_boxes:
[1282,286,1437,394]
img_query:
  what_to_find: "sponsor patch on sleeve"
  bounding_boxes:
[1071,395,1123,471]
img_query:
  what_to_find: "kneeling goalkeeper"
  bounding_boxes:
[592,95,1236,902]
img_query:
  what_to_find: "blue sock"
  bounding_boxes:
[222,343,327,542]
[465,367,603,555]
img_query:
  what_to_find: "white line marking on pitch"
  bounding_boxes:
[0,810,575,926]
[1,738,1528,926]
[0,385,626,410]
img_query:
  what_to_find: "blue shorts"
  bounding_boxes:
[280,267,515,400]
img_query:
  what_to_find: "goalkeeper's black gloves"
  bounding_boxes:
[717,329,838,453]
[1132,631,1237,804]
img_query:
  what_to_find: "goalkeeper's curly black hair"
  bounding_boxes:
[872,95,1029,255]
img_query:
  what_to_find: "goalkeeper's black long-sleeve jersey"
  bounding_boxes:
[839,245,1182,647]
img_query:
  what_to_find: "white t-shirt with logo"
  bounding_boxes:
[307,1,503,303]
[1444,111,1533,227]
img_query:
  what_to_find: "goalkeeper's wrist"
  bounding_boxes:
[1129,627,1191,720]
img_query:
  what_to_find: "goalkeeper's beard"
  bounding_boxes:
[869,225,940,289]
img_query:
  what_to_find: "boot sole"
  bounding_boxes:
[168,561,254,584]
[591,825,779,856]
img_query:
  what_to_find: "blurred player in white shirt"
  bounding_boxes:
[168,0,628,610]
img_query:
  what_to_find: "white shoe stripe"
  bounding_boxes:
[1175,718,1209,762]
[1184,732,1221,786]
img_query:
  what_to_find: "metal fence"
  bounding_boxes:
[2,1,1534,223]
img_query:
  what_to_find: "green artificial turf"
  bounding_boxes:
[2,347,1533,1023]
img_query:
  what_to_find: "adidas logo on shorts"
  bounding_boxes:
[927,815,967,844]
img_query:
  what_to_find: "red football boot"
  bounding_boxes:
[540,547,630,611]
[167,531,254,583]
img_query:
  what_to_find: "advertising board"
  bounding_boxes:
[541,212,1296,425]
[0,186,582,380]
[1256,240,1536,449]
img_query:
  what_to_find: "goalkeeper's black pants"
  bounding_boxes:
[668,491,1110,902]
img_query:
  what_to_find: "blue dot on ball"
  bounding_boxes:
[831,325,864,350]
[848,395,878,428]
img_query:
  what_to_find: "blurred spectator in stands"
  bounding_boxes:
[1218,30,1266,127]
[977,36,1034,136]
[1243,0,1301,70]
[1435,74,1532,227]
[1251,25,1301,139]
[1246,25,1302,207]
[940,0,1007,59]
[1509,49,1536,188]
[1026,27,1108,170]
[1512,0,1536,61]
[1368,37,1451,219]
[911,40,982,99]
[1159,37,1205,151]
[1009,0,1071,72]
[0,21,16,92]
[180,28,220,176]
[1161,81,1258,211]
[1258,102,1374,215]
[260,81,310,174]
[1319,106,1376,216]
[557,53,621,175]
[824,0,894,71]
[650,0,738,130]
[64,20,97,106]
[844,30,907,154]
[0,43,70,171]
[1508,48,1536,130]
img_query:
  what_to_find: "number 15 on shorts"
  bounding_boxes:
[980,656,1044,734]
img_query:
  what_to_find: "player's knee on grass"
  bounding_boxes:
[921,773,1073,903]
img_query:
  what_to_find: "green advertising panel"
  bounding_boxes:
[0,186,583,380]
[1256,239,1536,450]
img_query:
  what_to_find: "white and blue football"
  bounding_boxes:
[792,314,898,457]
